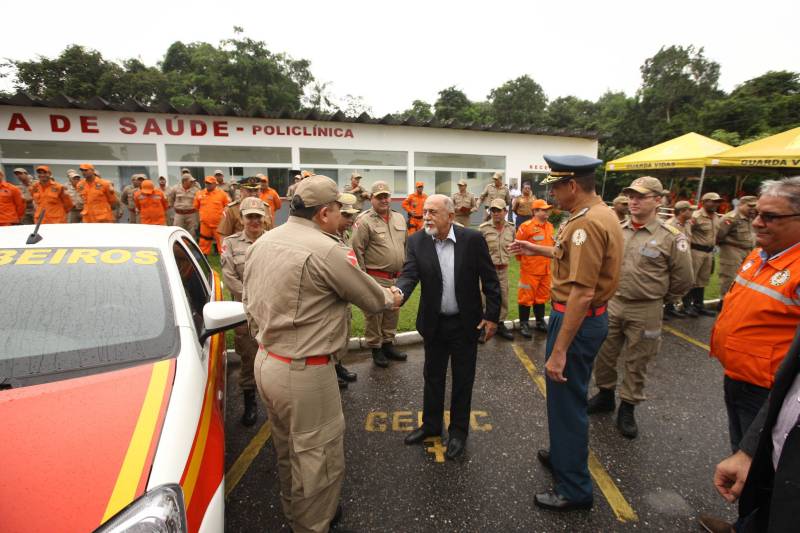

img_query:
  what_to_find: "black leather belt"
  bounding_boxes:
[690,243,714,253]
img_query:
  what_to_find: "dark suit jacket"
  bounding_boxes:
[396,224,501,340]
[739,325,800,533]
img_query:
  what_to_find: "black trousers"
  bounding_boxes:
[724,376,770,453]
[422,315,478,439]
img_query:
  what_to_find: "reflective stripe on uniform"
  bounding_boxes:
[734,275,800,306]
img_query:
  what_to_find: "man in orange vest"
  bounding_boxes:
[134,179,169,225]
[30,165,73,224]
[194,176,231,255]
[257,173,282,220]
[402,181,427,235]
[0,169,25,226]
[77,163,118,223]
[515,199,555,336]
[710,176,800,455]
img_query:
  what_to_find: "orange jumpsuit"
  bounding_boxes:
[30,180,73,224]
[515,218,555,305]
[77,178,117,222]
[194,188,230,254]
[259,188,282,219]
[134,188,169,225]
[0,181,25,225]
[402,192,427,234]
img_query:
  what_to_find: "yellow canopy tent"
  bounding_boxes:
[603,132,732,200]
[706,127,800,169]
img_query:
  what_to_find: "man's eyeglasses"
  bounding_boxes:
[753,211,800,223]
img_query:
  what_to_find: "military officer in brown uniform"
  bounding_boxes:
[243,175,400,533]
[612,195,630,223]
[663,200,694,317]
[213,169,233,198]
[510,154,623,511]
[12,168,35,224]
[717,195,757,301]
[350,181,409,367]
[168,173,201,237]
[221,197,268,427]
[65,169,84,223]
[512,182,536,228]
[479,198,516,340]
[120,175,144,223]
[684,191,722,317]
[479,172,512,221]
[218,176,273,238]
[452,178,477,227]
[332,193,360,389]
[344,172,370,210]
[588,177,694,438]
[286,174,302,198]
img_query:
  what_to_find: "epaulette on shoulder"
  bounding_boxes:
[226,200,240,207]
[478,221,492,228]
[660,220,682,236]
[569,207,589,221]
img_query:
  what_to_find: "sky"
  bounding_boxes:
[2,0,797,116]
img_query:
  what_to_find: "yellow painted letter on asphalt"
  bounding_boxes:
[365,412,387,432]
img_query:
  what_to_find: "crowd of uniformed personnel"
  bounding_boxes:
[2,155,794,532]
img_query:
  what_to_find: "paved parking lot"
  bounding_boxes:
[224,315,735,532]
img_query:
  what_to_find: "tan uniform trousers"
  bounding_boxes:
[174,212,199,237]
[332,307,352,363]
[455,213,471,227]
[482,266,509,321]
[594,298,663,404]
[718,245,749,298]
[234,323,258,391]
[691,250,714,288]
[364,276,399,347]
[255,349,345,533]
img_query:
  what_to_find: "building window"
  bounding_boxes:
[299,148,406,167]
[414,152,505,170]
[414,170,497,197]
[166,144,291,164]
[0,140,156,161]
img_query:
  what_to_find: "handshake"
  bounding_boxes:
[385,286,403,311]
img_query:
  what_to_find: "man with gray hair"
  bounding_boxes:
[701,175,800,533]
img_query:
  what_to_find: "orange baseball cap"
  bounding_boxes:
[415,181,424,187]
[79,163,95,170]
[35,165,51,173]
[532,199,552,210]
[205,176,218,184]
[140,179,155,192]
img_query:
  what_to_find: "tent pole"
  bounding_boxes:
[696,167,707,203]
[601,170,608,199]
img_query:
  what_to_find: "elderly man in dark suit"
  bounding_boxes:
[394,193,501,459]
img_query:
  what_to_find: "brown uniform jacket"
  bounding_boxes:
[479,220,516,266]
[452,191,477,215]
[167,183,201,211]
[513,194,535,216]
[221,231,260,301]
[479,182,511,207]
[689,208,720,248]
[217,199,273,237]
[551,196,624,306]
[243,217,393,357]
[665,216,691,238]
[717,210,755,250]
[120,184,139,210]
[615,218,694,301]
[65,182,84,211]
[350,208,407,273]
[344,184,370,202]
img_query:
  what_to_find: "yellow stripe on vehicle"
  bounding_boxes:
[102,359,171,522]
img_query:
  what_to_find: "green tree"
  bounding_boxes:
[397,99,434,121]
[731,70,799,99]
[545,96,595,130]
[489,75,547,127]
[434,86,472,121]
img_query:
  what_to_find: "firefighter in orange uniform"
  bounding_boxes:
[30,165,73,224]
[515,199,555,336]
[709,177,800,454]
[194,176,231,255]
[402,181,427,235]
[134,179,169,225]
[0,169,25,226]
[77,163,118,223]
[258,174,282,220]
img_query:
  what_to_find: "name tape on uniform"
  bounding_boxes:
[0,248,160,266]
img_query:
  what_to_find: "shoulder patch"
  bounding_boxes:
[345,247,358,268]
[569,207,589,221]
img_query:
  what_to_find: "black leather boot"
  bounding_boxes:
[241,390,257,427]
[372,347,389,368]
[587,388,615,414]
[533,304,548,332]
[382,342,407,361]
[617,401,638,439]
[682,294,698,317]
[519,322,532,338]
[335,362,357,382]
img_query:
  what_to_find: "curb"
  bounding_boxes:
[228,298,721,361]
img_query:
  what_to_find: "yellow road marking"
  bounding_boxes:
[424,436,446,463]
[663,325,710,351]
[511,343,638,523]
[225,421,272,498]
[102,360,171,522]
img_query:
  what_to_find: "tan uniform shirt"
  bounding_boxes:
[19,180,34,218]
[513,194,535,216]
[120,184,139,210]
[666,216,691,238]
[243,217,393,357]
[220,231,258,301]
[551,196,624,306]
[168,183,201,210]
[479,220,516,266]
[218,182,233,198]
[479,182,511,207]
[344,184,370,202]
[217,199,273,237]
[690,208,720,248]
[65,182,84,211]
[350,208,407,273]
[717,211,755,250]
[452,191,477,215]
[615,218,694,301]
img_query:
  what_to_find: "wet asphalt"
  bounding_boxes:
[223,314,734,532]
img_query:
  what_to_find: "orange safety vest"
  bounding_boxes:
[0,181,25,225]
[30,180,73,224]
[515,218,554,275]
[77,178,117,222]
[193,188,230,227]
[134,189,168,225]
[710,244,800,389]
[259,188,282,218]
[402,193,427,218]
